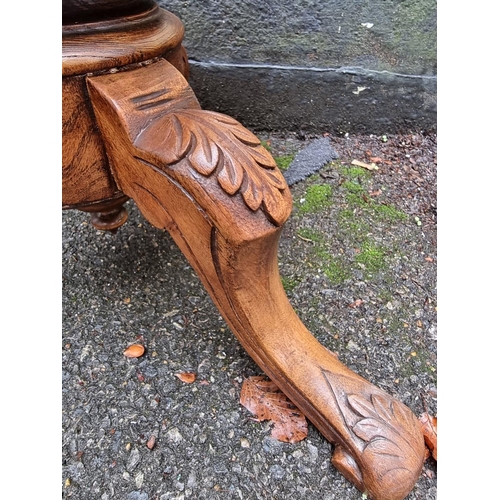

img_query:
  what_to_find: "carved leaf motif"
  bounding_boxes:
[136,109,289,225]
[190,133,220,175]
[322,369,424,483]
[347,394,421,455]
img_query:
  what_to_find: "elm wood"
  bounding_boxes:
[62,5,187,78]
[62,75,119,207]
[85,59,426,500]
[85,195,129,232]
[62,1,188,228]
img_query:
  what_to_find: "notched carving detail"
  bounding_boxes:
[135,109,290,226]
[322,369,424,499]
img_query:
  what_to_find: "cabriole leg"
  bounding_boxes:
[86,59,425,500]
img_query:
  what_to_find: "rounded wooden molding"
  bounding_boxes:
[90,205,129,231]
[62,5,185,77]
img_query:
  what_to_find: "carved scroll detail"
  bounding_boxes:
[135,108,289,226]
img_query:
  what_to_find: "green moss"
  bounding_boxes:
[297,227,324,244]
[339,208,355,219]
[399,348,436,378]
[260,140,272,152]
[340,171,370,207]
[297,184,333,214]
[296,227,351,285]
[377,289,393,303]
[337,209,370,242]
[274,154,295,171]
[392,0,437,66]
[281,275,300,293]
[355,242,386,275]
[338,168,408,222]
[343,181,365,194]
[373,204,408,222]
[340,166,372,180]
[323,259,350,284]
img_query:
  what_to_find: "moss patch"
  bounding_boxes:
[274,154,295,171]
[260,140,272,152]
[340,165,372,180]
[296,228,351,285]
[297,227,324,243]
[281,275,300,293]
[292,162,413,285]
[373,203,407,222]
[323,258,351,284]
[297,183,333,214]
[355,241,386,275]
[338,166,408,222]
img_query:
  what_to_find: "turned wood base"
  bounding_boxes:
[62,4,426,499]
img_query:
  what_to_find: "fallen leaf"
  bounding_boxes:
[146,435,156,450]
[175,371,197,383]
[240,376,308,443]
[419,413,437,461]
[369,189,382,197]
[124,344,145,358]
[348,299,364,308]
[369,156,383,163]
[352,159,378,171]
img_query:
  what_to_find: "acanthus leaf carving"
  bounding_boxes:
[322,369,424,499]
[134,108,290,226]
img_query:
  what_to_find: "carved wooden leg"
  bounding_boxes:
[86,59,425,500]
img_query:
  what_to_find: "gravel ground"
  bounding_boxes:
[62,131,437,500]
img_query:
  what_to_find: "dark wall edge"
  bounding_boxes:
[187,60,437,135]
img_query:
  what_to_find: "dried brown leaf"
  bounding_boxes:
[419,412,437,461]
[175,371,197,384]
[123,344,145,358]
[240,376,308,443]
